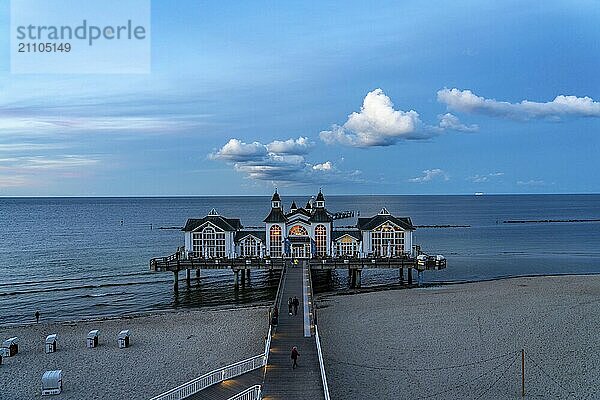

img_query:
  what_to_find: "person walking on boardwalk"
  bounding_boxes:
[292,296,299,316]
[288,297,293,315]
[291,346,300,369]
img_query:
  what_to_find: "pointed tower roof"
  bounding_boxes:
[290,201,297,211]
[316,189,325,202]
[305,200,312,209]
[271,188,281,202]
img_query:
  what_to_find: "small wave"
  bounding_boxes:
[0,279,173,297]
[0,271,151,288]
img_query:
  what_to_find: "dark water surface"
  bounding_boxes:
[1,195,599,325]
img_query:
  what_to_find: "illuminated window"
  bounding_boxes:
[289,225,308,236]
[335,235,358,256]
[242,236,259,257]
[270,225,282,257]
[315,225,327,257]
[193,225,226,258]
[371,223,404,256]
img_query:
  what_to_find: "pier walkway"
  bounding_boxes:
[157,261,328,400]
[261,262,325,400]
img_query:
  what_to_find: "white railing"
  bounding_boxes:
[149,353,266,400]
[308,266,332,400]
[314,325,331,400]
[227,385,262,400]
[149,267,286,400]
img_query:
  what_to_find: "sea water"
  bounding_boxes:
[1,195,599,325]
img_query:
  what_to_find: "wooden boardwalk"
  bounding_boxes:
[187,261,325,400]
[187,369,263,400]
[261,261,325,400]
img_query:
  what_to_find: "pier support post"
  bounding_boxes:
[234,270,240,287]
[356,269,362,288]
[241,269,246,285]
[196,269,200,279]
[399,267,404,283]
[173,270,179,292]
[186,269,191,285]
[246,269,251,279]
[408,268,413,285]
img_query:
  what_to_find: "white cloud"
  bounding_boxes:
[437,88,600,120]
[438,113,479,132]
[0,116,200,135]
[312,161,333,171]
[266,137,313,155]
[0,175,29,188]
[211,139,268,162]
[517,179,547,187]
[211,138,359,185]
[468,172,504,183]
[409,169,449,183]
[320,88,426,147]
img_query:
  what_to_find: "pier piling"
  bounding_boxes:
[355,269,362,288]
[408,268,413,285]
[196,269,200,278]
[173,270,179,292]
[185,269,191,285]
[399,267,404,283]
[234,270,240,286]
[241,269,246,285]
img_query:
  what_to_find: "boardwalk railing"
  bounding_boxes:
[149,353,266,400]
[149,266,287,400]
[227,385,262,400]
[314,326,331,400]
[308,266,332,400]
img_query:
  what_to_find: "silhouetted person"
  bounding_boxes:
[35,310,40,323]
[291,346,299,369]
[288,297,293,315]
[292,296,299,315]
[272,306,279,325]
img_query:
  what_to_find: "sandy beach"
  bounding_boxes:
[0,307,268,400]
[318,275,600,399]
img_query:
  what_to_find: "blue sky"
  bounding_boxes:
[0,0,599,195]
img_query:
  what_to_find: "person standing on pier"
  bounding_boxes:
[292,296,299,316]
[288,297,293,315]
[35,310,40,323]
[291,346,299,369]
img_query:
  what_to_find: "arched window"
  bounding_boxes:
[289,225,308,236]
[315,225,327,257]
[371,223,404,257]
[242,236,259,257]
[335,235,358,256]
[192,225,226,258]
[270,225,282,257]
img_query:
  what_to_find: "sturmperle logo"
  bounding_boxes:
[10,0,151,74]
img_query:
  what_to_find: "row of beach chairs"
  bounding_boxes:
[1,330,131,396]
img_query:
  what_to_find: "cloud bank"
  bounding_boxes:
[211,138,359,185]
[438,88,600,120]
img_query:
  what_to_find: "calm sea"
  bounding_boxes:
[1,195,599,325]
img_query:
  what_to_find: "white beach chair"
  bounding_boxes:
[45,334,58,353]
[41,370,63,395]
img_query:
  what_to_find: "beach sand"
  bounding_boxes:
[318,275,600,399]
[0,307,267,400]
